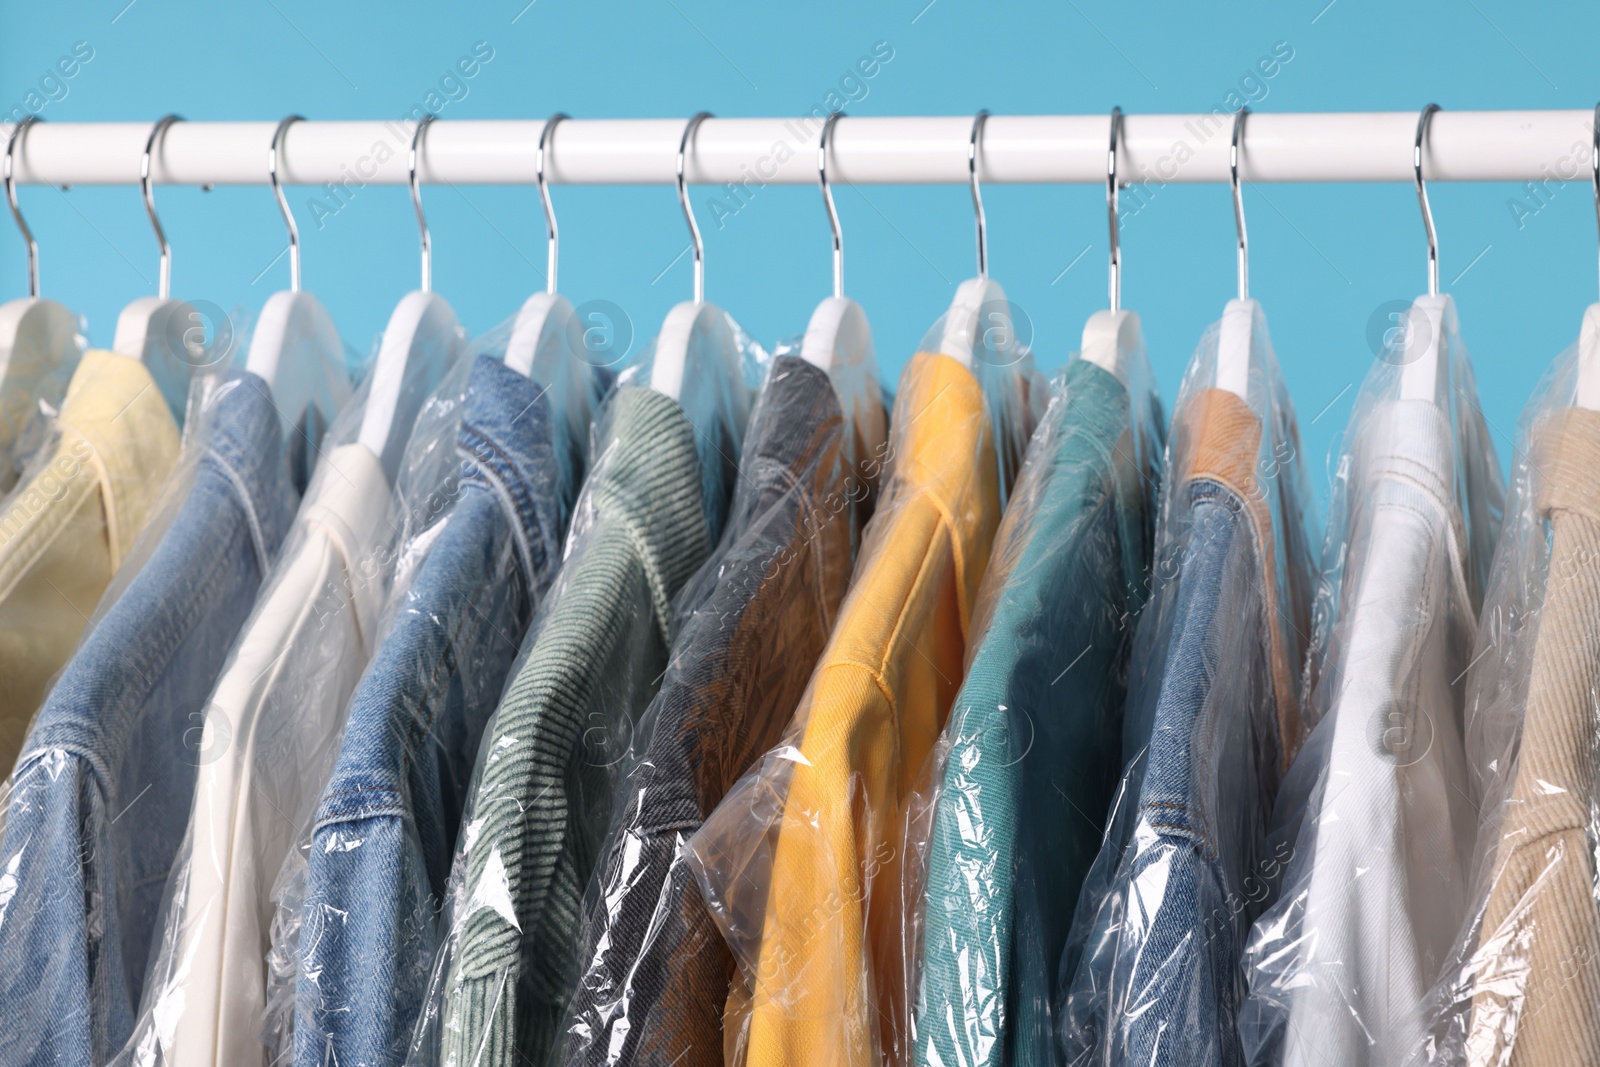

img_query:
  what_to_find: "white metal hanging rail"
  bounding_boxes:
[4,112,1596,186]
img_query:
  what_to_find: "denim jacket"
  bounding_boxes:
[0,373,296,1067]
[286,355,571,1067]
[1059,368,1316,1067]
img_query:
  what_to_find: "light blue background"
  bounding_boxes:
[3,0,1597,500]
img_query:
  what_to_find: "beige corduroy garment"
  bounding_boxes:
[1467,405,1600,1067]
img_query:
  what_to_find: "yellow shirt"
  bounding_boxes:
[0,350,180,769]
[737,352,1002,1067]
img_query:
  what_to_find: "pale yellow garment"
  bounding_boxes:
[737,352,1001,1067]
[1466,406,1600,1067]
[0,350,179,770]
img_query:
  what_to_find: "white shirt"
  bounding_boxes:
[129,442,392,1067]
[1276,400,1480,1067]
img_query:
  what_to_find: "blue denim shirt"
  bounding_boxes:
[0,372,297,1067]
[289,355,567,1067]
[1059,479,1280,1067]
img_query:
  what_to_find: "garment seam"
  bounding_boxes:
[204,447,272,575]
[460,421,546,588]
[0,456,98,601]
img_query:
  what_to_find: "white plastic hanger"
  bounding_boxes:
[1082,106,1138,386]
[357,114,458,485]
[0,116,80,425]
[244,115,350,452]
[1399,104,1448,406]
[931,110,1009,369]
[1575,103,1600,412]
[650,111,742,401]
[799,111,887,459]
[1213,106,1254,402]
[112,114,199,427]
[505,111,595,442]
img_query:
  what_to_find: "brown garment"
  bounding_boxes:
[1467,406,1600,1067]
[559,358,872,1067]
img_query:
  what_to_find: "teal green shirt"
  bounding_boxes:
[913,358,1160,1067]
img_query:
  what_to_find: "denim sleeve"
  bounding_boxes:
[0,754,122,1067]
[1058,490,1275,1067]
[286,491,531,1067]
[292,814,436,1067]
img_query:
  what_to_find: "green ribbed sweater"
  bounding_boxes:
[443,387,713,1067]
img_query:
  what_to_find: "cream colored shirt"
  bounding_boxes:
[137,442,390,1067]
[0,349,179,770]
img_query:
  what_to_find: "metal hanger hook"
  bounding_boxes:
[677,111,712,304]
[1591,102,1599,302]
[1107,106,1124,312]
[4,115,41,299]
[269,115,304,292]
[1231,106,1249,301]
[410,113,435,293]
[537,112,568,295]
[1414,103,1441,297]
[969,109,991,280]
[142,113,182,300]
[819,110,846,299]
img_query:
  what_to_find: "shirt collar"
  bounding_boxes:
[58,350,180,569]
[588,386,711,642]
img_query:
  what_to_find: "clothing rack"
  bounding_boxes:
[7,111,1597,186]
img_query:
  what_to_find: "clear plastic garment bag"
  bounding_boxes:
[684,110,1045,1067]
[1400,329,1600,1067]
[1058,301,1318,1067]
[114,115,466,1067]
[552,108,889,1067]
[406,114,768,1059]
[1240,293,1502,1067]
